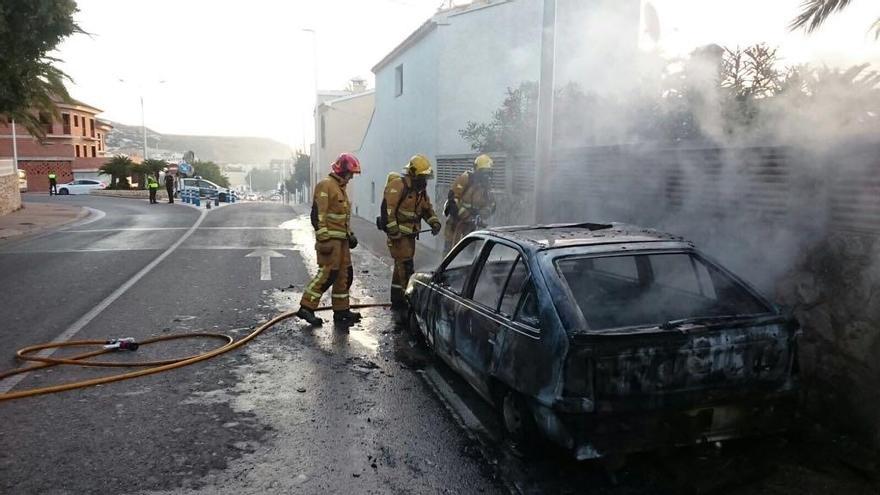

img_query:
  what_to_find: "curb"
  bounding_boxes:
[0,205,92,248]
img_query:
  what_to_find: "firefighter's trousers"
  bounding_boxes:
[300,239,352,311]
[388,236,416,306]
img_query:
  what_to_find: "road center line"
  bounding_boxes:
[0,208,208,394]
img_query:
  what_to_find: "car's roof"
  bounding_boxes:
[483,222,692,251]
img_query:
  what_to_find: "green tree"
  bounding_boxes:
[193,160,229,187]
[142,159,167,180]
[99,155,134,190]
[0,0,82,139]
[130,162,147,190]
[288,152,310,191]
[791,0,880,39]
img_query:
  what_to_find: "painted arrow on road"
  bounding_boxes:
[245,249,285,281]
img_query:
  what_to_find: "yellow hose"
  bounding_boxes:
[0,303,391,402]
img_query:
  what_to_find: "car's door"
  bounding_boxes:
[455,241,522,393]
[427,237,486,362]
[66,180,83,194]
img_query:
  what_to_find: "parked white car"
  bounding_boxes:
[57,179,107,195]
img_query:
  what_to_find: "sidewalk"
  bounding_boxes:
[0,202,86,242]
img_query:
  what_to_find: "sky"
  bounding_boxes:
[55,0,880,150]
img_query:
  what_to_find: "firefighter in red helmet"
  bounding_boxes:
[295,152,362,326]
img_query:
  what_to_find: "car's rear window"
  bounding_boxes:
[556,253,771,331]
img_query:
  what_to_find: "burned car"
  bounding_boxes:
[405,223,799,459]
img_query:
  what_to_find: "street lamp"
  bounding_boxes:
[302,28,318,197]
[533,0,557,223]
[117,78,166,161]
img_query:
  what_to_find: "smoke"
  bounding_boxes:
[525,0,880,295]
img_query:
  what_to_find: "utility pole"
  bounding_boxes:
[302,28,318,201]
[141,95,147,161]
[11,119,18,174]
[533,0,557,223]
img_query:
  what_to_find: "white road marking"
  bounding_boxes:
[245,249,285,281]
[0,208,209,394]
[182,246,298,251]
[64,207,106,228]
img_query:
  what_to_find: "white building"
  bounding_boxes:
[347,0,640,238]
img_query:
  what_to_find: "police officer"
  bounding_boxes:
[383,154,441,310]
[48,171,57,196]
[164,172,175,204]
[147,175,159,204]
[444,154,495,253]
[295,153,363,327]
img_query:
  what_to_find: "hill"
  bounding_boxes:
[105,121,292,165]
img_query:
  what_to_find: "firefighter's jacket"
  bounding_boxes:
[310,173,351,242]
[450,171,494,223]
[384,175,440,237]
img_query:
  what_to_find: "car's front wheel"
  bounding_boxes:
[58,188,69,195]
[407,309,432,349]
[501,389,540,448]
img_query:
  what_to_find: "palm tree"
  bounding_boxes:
[142,159,167,181]
[99,155,134,190]
[130,162,148,190]
[790,0,880,39]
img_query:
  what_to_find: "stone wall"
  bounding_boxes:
[91,189,168,201]
[0,164,22,216]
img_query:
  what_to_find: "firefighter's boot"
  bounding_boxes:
[333,309,362,324]
[295,307,324,326]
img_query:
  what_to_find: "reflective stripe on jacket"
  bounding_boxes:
[311,174,351,241]
[384,175,439,235]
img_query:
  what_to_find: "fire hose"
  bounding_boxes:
[0,303,391,402]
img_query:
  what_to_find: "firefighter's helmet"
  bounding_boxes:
[406,154,433,178]
[332,152,362,175]
[474,154,493,170]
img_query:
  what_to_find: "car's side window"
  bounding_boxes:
[470,243,520,309]
[438,238,485,295]
[514,283,541,328]
[498,257,529,317]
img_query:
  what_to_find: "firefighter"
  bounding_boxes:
[48,171,57,196]
[443,154,496,253]
[384,154,442,310]
[147,175,159,204]
[295,152,362,327]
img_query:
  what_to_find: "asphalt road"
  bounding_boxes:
[0,196,500,495]
[0,195,876,495]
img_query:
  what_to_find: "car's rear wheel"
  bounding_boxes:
[58,188,69,195]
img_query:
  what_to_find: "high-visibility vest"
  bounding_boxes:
[148,179,159,189]
[48,173,56,180]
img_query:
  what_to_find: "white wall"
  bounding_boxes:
[436,0,542,155]
[353,29,440,222]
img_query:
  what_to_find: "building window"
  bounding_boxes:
[90,119,95,138]
[371,181,376,204]
[320,115,326,149]
[39,113,53,134]
[395,64,404,97]
[91,146,97,157]
[75,145,81,157]
[74,115,79,126]
[62,114,71,134]
[98,134,102,151]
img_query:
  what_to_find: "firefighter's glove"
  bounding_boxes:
[386,224,400,238]
[430,221,442,236]
[348,233,358,250]
[316,230,332,242]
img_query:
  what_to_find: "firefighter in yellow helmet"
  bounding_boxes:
[382,154,441,310]
[443,154,496,253]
